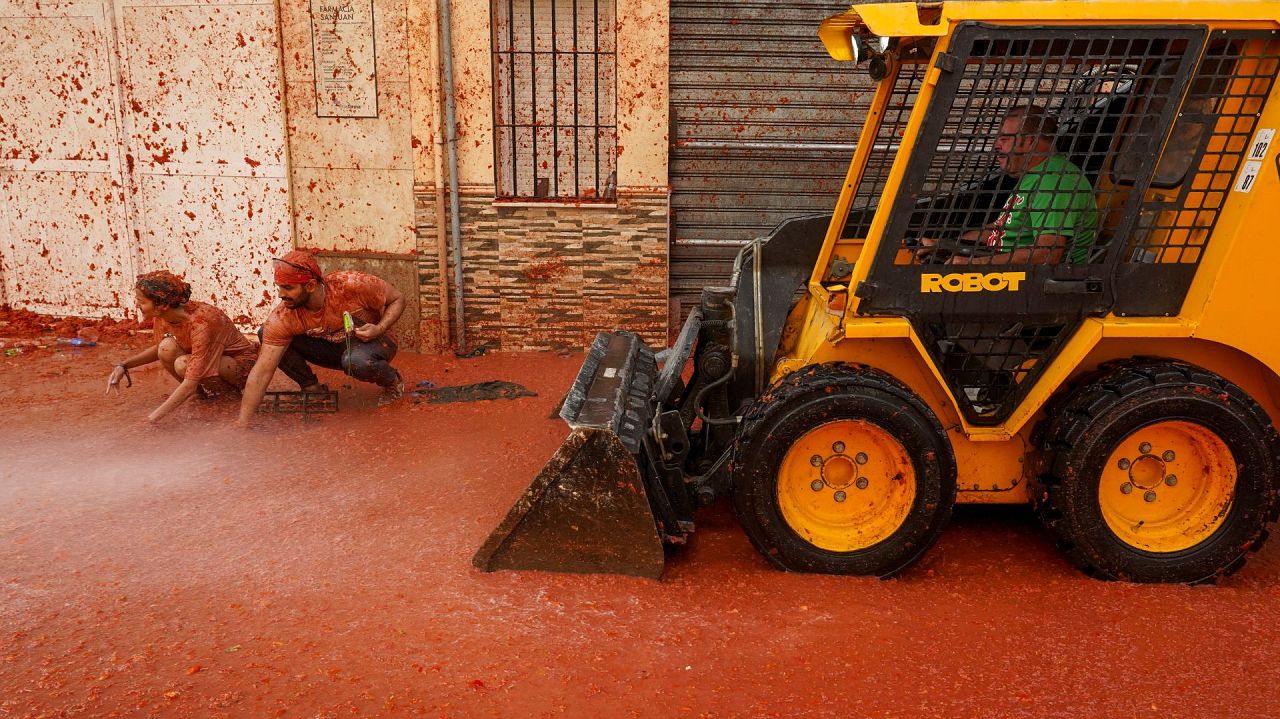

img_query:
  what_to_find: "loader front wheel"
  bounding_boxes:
[732,364,956,576]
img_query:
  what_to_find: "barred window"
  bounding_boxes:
[491,0,617,200]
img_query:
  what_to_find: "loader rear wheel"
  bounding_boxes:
[732,364,956,577]
[1035,361,1280,583]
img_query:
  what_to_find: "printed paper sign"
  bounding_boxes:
[310,0,379,117]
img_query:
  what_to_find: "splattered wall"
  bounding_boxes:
[1,0,671,350]
[0,0,292,323]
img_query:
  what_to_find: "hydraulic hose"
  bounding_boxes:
[694,295,741,427]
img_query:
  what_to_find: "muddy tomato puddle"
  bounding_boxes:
[1,312,1279,717]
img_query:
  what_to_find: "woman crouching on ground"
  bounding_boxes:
[106,271,258,422]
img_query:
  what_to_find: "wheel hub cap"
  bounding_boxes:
[777,420,916,552]
[1129,455,1165,490]
[821,455,857,490]
[1099,420,1236,553]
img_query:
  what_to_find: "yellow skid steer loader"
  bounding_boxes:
[475,0,1280,583]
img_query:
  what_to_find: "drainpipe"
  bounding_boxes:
[439,0,467,354]
[428,0,451,349]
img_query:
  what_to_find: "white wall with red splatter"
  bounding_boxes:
[0,0,671,343]
[279,0,415,257]
[0,0,293,323]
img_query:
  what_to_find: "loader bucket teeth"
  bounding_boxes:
[472,427,665,579]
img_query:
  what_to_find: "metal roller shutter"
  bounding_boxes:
[668,0,875,320]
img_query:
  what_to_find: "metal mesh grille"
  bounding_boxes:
[895,35,1197,267]
[1125,33,1280,264]
[874,28,1210,422]
[492,0,617,200]
[842,26,1280,422]
[843,59,929,239]
[924,320,1066,419]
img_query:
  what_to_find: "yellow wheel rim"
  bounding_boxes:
[776,419,916,552]
[1099,420,1236,553]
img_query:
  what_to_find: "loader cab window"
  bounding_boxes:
[1117,35,1280,288]
[1110,61,1221,189]
[852,23,1216,425]
[841,59,933,242]
[884,37,1199,269]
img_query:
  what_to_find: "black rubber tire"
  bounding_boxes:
[731,363,957,577]
[1032,360,1280,583]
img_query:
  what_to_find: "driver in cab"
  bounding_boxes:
[918,104,1099,266]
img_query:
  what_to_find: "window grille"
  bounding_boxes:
[843,58,930,240]
[491,0,618,200]
[888,34,1194,267]
[1123,33,1280,265]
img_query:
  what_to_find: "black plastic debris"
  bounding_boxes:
[454,344,494,359]
[411,380,537,404]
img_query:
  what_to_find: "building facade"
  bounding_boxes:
[0,0,867,351]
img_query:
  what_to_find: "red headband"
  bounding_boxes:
[273,252,322,285]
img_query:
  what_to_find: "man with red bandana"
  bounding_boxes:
[236,250,406,426]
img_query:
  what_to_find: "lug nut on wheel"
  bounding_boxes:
[810,479,824,492]
[855,477,869,490]
[833,490,847,503]
[810,455,823,467]
[855,452,868,465]
[832,441,846,454]
[1118,458,1131,470]
[1165,474,1177,487]
[1120,482,1133,494]
[1139,442,1152,454]
[1144,490,1158,503]
[1163,450,1175,462]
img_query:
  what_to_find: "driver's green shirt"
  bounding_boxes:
[982,153,1098,263]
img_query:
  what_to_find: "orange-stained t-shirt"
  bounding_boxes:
[261,271,391,347]
[153,301,259,382]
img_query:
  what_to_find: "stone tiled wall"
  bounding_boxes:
[415,187,668,352]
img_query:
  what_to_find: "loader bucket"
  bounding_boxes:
[472,427,664,579]
[472,331,671,579]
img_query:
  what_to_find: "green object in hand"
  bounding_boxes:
[341,311,355,376]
